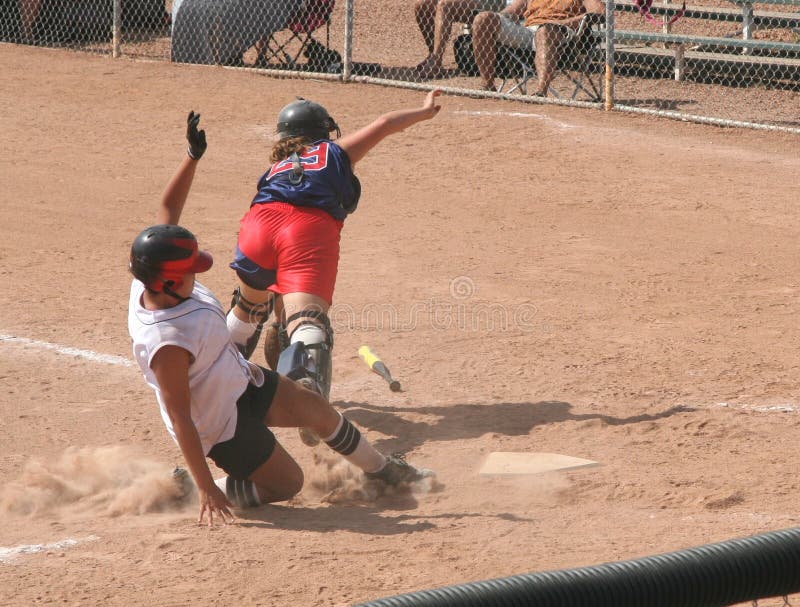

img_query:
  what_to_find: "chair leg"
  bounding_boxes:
[499,48,536,96]
[506,69,533,94]
[570,55,603,101]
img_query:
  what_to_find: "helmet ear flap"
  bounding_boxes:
[326,116,341,139]
[130,256,165,292]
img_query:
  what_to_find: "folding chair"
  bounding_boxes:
[499,12,605,101]
[255,0,339,71]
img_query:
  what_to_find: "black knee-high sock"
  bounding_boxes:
[322,414,386,473]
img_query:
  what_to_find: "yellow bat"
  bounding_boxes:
[358,346,401,392]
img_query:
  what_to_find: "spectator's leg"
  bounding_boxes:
[415,0,438,54]
[418,0,479,78]
[534,25,565,96]
[254,38,268,67]
[472,10,501,91]
[18,0,42,43]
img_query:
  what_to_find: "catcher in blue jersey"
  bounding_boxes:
[226,90,442,442]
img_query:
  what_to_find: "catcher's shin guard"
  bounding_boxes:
[275,339,332,401]
[229,287,273,360]
[277,337,332,448]
[277,311,334,399]
[276,311,334,447]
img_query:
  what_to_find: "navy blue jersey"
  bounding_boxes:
[251,140,361,221]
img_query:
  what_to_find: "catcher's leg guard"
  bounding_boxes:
[276,311,334,447]
[275,325,333,400]
[227,287,273,360]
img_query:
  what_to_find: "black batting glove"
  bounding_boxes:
[186,111,207,160]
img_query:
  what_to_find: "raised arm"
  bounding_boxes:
[336,90,442,166]
[156,112,208,225]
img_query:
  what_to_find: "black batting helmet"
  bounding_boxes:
[129,224,213,292]
[276,98,340,141]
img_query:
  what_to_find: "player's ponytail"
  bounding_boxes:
[271,136,311,163]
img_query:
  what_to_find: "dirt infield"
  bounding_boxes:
[2,43,800,606]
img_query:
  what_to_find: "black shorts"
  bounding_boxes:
[207,368,280,480]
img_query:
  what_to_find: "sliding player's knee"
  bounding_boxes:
[261,467,304,502]
[250,451,305,504]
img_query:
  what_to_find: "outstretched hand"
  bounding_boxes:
[197,484,234,527]
[422,89,442,120]
[187,111,207,160]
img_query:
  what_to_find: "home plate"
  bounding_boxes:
[479,452,600,476]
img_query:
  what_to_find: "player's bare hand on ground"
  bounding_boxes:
[186,111,207,160]
[197,485,234,527]
[422,90,442,120]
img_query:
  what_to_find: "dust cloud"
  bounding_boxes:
[306,449,442,504]
[0,446,190,517]
[307,450,380,503]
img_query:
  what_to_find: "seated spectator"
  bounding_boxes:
[171,0,302,66]
[472,0,604,95]
[414,0,508,79]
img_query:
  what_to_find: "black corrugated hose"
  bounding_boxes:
[354,526,800,607]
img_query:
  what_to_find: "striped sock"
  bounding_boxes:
[322,414,386,474]
[214,476,261,509]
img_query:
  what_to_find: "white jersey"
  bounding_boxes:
[128,279,261,454]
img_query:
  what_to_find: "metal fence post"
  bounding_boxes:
[112,0,122,58]
[604,0,615,110]
[741,0,754,55]
[343,0,354,82]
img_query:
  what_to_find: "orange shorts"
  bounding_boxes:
[232,202,344,304]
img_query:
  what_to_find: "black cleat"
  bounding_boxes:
[365,453,434,486]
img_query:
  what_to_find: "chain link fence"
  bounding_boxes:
[607,0,800,129]
[1,0,798,131]
[0,0,169,52]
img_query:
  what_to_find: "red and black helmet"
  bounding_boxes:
[129,224,213,292]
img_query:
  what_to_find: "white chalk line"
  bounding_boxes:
[0,535,100,564]
[453,109,577,130]
[0,333,133,367]
[676,401,799,414]
[710,402,799,413]
[3,335,797,414]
